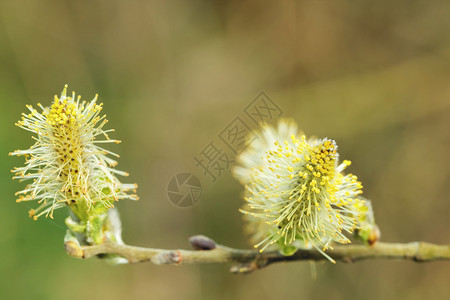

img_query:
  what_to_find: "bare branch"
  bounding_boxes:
[64,236,450,274]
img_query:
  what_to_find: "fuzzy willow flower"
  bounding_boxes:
[10,85,137,243]
[233,119,365,262]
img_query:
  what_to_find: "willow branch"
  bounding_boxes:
[64,235,450,273]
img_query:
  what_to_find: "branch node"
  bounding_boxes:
[151,250,182,265]
[64,241,84,258]
[230,262,259,274]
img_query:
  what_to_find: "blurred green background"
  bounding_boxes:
[1,0,449,299]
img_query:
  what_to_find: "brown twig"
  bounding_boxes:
[64,235,450,274]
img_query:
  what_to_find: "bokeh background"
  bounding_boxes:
[1,1,449,299]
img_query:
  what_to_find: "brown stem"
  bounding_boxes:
[64,236,450,274]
